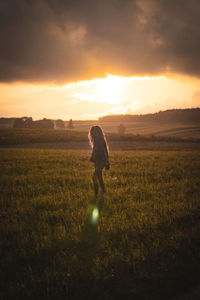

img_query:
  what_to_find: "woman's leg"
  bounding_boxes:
[93,164,105,195]
[93,168,99,195]
[97,167,105,193]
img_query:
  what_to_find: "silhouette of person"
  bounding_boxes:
[88,126,110,195]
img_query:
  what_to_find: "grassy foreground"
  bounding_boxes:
[0,148,200,299]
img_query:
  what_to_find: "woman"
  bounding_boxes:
[88,126,110,195]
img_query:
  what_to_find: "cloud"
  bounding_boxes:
[1,0,200,83]
[101,100,138,116]
[134,94,200,115]
[192,90,200,105]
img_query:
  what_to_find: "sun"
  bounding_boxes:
[96,74,124,104]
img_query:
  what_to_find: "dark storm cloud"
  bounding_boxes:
[0,0,200,83]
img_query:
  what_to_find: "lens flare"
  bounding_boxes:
[91,207,99,224]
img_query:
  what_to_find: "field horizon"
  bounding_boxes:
[0,124,200,152]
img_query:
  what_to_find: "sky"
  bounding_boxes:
[0,0,200,120]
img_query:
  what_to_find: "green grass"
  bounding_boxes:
[0,149,200,299]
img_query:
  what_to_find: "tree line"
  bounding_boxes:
[10,117,74,129]
[99,108,200,123]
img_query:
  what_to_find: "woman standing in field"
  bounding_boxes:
[89,126,110,195]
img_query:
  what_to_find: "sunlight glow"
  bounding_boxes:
[63,74,153,105]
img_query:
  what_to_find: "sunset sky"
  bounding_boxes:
[1,0,200,120]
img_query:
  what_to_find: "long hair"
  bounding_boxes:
[88,126,109,151]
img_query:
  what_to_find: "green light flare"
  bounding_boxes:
[91,207,99,224]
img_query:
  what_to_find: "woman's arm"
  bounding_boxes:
[104,143,110,169]
[90,148,95,162]
[90,144,97,162]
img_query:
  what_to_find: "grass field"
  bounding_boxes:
[0,148,200,299]
[0,128,200,151]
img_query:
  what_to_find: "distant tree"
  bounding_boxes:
[117,123,126,135]
[33,118,54,129]
[13,117,33,128]
[13,118,22,128]
[0,117,16,128]
[55,119,65,128]
[67,119,74,129]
